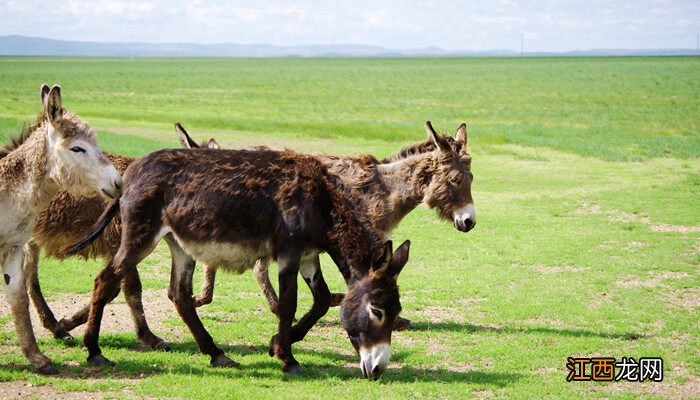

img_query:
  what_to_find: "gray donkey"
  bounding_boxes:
[0,85,122,374]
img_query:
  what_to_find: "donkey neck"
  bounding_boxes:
[328,151,435,237]
[0,125,60,213]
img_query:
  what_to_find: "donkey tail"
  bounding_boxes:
[65,199,120,255]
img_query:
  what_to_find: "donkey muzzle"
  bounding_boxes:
[453,203,476,232]
[359,343,390,380]
[101,177,123,199]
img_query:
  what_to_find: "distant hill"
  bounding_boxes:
[0,35,697,57]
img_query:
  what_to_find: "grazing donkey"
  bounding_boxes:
[0,85,122,374]
[190,122,476,331]
[23,123,219,347]
[68,147,409,379]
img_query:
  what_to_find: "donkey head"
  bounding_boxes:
[423,121,476,232]
[41,84,122,199]
[175,122,220,149]
[340,240,410,380]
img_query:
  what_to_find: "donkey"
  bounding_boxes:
[67,147,409,379]
[23,123,219,348]
[0,85,122,374]
[191,122,475,331]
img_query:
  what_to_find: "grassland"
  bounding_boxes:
[0,56,698,399]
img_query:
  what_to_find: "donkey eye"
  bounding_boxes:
[370,307,384,320]
[70,146,86,154]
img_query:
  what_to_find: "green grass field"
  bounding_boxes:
[0,56,698,399]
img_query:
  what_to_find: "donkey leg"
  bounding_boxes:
[84,260,126,366]
[56,298,104,333]
[268,249,301,374]
[23,242,72,341]
[164,235,236,367]
[3,247,57,375]
[253,259,280,316]
[289,255,330,344]
[193,265,216,308]
[121,268,170,351]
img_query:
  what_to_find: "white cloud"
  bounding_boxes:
[0,0,698,51]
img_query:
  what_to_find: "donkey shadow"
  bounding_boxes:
[411,321,645,340]
[22,335,520,385]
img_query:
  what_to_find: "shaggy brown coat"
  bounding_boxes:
[195,123,475,333]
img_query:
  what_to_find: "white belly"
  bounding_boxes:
[172,234,272,274]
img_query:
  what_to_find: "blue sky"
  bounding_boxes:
[0,0,698,51]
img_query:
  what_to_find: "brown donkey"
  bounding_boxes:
[0,85,122,374]
[191,122,475,330]
[68,147,409,379]
[24,124,219,345]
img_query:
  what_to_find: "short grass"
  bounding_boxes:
[0,57,698,399]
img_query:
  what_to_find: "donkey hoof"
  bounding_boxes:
[54,331,74,341]
[394,317,414,331]
[36,363,59,375]
[87,354,115,367]
[283,363,302,376]
[268,334,280,357]
[153,341,171,352]
[211,354,239,368]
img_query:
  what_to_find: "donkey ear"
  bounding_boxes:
[455,123,467,145]
[389,240,410,279]
[175,122,199,149]
[425,121,451,153]
[46,85,63,126]
[40,84,50,107]
[207,138,221,150]
[370,241,393,280]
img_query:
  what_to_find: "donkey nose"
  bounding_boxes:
[455,216,476,232]
[113,179,123,196]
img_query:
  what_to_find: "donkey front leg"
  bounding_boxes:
[268,249,301,374]
[164,235,236,367]
[3,246,57,375]
[289,255,330,344]
[23,241,73,341]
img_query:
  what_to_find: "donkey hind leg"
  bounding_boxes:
[253,259,280,316]
[289,255,330,344]
[193,264,216,308]
[23,241,73,341]
[84,242,153,366]
[3,247,57,375]
[121,268,170,351]
[268,249,301,375]
[164,235,237,368]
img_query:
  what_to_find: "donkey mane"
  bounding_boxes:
[0,110,47,160]
[381,134,466,163]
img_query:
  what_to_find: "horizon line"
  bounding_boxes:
[3,34,699,54]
